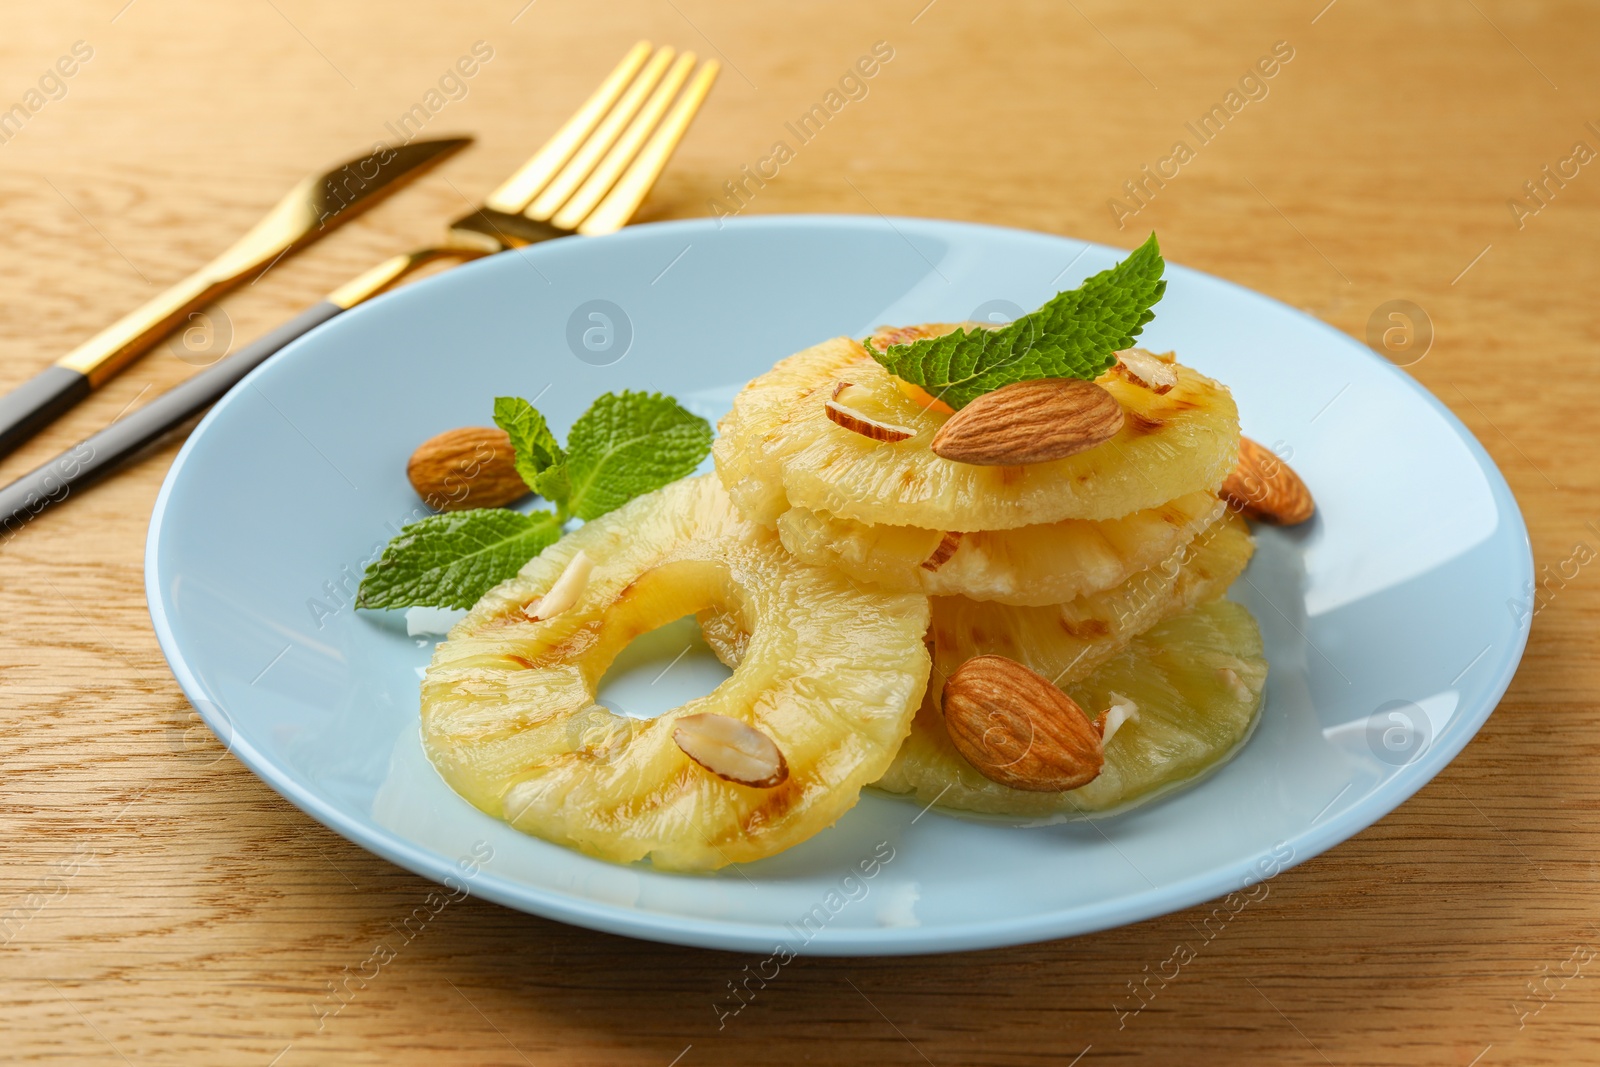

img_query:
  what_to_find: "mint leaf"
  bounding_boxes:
[356,509,562,610]
[564,391,712,521]
[493,396,566,502]
[868,233,1166,409]
[533,463,570,508]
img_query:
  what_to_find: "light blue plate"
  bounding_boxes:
[146,216,1533,955]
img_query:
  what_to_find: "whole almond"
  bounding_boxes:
[942,654,1104,791]
[673,713,789,789]
[407,427,527,511]
[931,379,1124,465]
[1220,436,1315,525]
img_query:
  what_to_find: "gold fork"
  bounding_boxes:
[332,40,718,307]
[0,42,719,532]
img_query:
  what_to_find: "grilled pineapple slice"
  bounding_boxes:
[714,335,1239,531]
[875,597,1266,818]
[926,511,1254,692]
[702,511,1253,680]
[776,490,1225,606]
[420,475,931,871]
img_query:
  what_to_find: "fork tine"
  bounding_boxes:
[576,59,720,236]
[482,41,652,214]
[525,45,677,222]
[550,52,697,231]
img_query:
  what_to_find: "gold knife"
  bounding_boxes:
[0,136,471,459]
[0,43,718,538]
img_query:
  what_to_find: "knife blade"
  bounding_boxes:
[0,135,471,460]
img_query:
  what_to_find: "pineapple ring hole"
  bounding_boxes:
[593,615,731,721]
[545,557,756,734]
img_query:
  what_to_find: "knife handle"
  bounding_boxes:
[0,268,224,463]
[0,366,93,458]
[0,301,343,536]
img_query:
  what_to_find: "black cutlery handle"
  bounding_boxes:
[0,365,93,460]
[0,301,343,536]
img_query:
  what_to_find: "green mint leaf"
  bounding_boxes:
[356,509,563,610]
[868,233,1166,409]
[533,464,570,507]
[563,391,712,521]
[493,396,567,503]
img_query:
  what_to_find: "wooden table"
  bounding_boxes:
[3,1,1595,1063]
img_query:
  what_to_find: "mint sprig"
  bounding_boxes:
[867,233,1166,410]
[355,510,562,610]
[357,390,711,609]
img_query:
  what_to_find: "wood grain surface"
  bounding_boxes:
[2,1,1596,1064]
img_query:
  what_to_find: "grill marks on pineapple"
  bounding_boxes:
[511,618,605,668]
[1155,499,1192,526]
[1058,616,1111,639]
[1160,394,1202,415]
[739,778,803,833]
[1114,384,1210,441]
[1123,411,1165,437]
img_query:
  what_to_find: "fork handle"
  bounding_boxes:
[0,301,341,535]
[326,245,489,308]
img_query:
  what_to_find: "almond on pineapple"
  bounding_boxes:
[673,713,789,788]
[1112,348,1178,394]
[407,427,527,511]
[879,599,1266,818]
[825,382,917,442]
[930,378,1124,466]
[1095,692,1139,745]
[920,531,963,572]
[525,551,594,622]
[941,654,1104,791]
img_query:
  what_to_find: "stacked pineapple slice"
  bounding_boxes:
[712,324,1269,820]
[716,334,1241,532]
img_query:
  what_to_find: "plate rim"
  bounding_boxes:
[144,213,1534,955]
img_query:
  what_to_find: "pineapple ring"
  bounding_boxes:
[924,512,1254,694]
[877,597,1266,819]
[774,490,1226,606]
[420,475,931,872]
[714,335,1240,531]
[699,513,1253,695]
